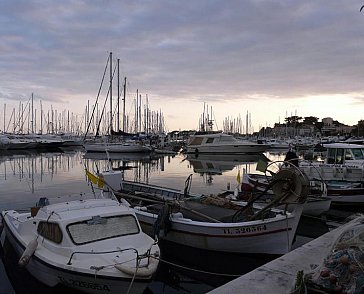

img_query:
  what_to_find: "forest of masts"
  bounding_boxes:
[199,103,253,135]
[1,52,167,137]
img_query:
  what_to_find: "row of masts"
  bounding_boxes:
[83,51,167,137]
[223,111,253,135]
[2,95,84,135]
[1,52,167,137]
[199,103,253,135]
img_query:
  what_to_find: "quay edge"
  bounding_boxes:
[207,217,361,294]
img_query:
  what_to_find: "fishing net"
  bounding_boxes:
[302,216,364,293]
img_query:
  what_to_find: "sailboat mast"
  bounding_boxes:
[123,77,126,132]
[31,93,34,133]
[135,89,138,133]
[40,100,43,134]
[109,52,113,134]
[3,103,5,133]
[139,93,142,133]
[117,58,120,132]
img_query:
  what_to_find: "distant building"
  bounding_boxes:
[321,117,336,135]
[357,120,364,136]
[321,117,354,135]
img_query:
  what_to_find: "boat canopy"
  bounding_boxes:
[324,143,364,164]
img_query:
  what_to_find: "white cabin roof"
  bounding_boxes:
[323,143,364,149]
[36,199,133,222]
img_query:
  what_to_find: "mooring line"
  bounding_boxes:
[150,255,242,277]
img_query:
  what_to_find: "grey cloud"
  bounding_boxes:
[1,0,364,110]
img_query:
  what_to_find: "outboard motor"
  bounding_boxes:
[31,197,50,217]
[36,197,50,207]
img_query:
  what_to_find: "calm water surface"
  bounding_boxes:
[0,148,332,294]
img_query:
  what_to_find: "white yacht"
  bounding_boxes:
[186,133,269,154]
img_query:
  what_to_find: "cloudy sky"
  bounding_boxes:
[1,0,364,133]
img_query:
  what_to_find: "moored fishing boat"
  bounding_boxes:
[98,168,308,256]
[0,198,159,294]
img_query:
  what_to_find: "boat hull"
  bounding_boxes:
[134,207,302,255]
[2,224,149,294]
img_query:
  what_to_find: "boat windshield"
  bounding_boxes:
[189,137,204,145]
[351,148,364,160]
[67,215,140,245]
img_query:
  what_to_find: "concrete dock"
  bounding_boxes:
[208,216,361,293]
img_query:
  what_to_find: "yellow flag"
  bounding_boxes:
[97,175,105,189]
[236,170,241,184]
[86,170,98,185]
[86,170,105,188]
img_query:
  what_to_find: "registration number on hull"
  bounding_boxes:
[223,224,267,235]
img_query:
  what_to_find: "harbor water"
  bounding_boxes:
[0,148,354,293]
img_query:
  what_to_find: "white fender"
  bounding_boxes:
[114,257,158,278]
[0,216,3,236]
[18,238,38,267]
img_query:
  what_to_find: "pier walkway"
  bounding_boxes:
[208,217,359,293]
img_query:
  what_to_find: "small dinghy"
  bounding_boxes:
[1,198,160,294]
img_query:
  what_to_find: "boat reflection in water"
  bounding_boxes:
[186,153,269,174]
[185,153,268,185]
[83,151,152,162]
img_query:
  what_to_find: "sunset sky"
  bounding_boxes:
[1,1,364,133]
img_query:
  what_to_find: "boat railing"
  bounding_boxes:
[67,247,150,266]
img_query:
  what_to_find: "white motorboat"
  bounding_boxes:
[299,143,364,182]
[186,132,269,154]
[98,168,307,256]
[0,198,160,294]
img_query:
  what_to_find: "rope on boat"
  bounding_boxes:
[90,256,141,294]
[126,259,140,294]
[89,250,159,294]
[149,255,242,278]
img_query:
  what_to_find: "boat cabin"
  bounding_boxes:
[324,143,364,165]
[34,199,141,247]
